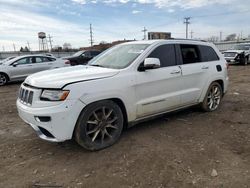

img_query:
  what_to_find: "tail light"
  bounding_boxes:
[65,60,70,65]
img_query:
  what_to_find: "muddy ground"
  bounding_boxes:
[0,65,249,188]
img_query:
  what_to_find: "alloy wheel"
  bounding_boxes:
[86,106,119,144]
[0,74,7,86]
[207,85,221,111]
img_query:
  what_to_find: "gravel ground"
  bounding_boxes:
[0,65,250,188]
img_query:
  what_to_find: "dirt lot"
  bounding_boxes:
[0,65,250,188]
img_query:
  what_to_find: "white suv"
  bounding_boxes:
[17,40,229,151]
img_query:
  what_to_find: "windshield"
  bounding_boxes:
[89,44,149,69]
[72,51,84,57]
[233,45,250,50]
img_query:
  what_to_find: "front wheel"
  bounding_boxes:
[0,73,8,86]
[201,82,223,112]
[74,100,124,151]
[244,57,248,65]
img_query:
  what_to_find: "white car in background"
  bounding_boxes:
[17,40,229,151]
[0,56,16,65]
[0,55,70,86]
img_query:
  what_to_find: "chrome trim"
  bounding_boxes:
[29,123,59,142]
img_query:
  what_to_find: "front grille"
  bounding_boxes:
[224,52,236,57]
[19,87,34,105]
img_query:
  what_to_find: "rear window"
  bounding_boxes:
[199,45,219,62]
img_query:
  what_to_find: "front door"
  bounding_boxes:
[135,44,183,118]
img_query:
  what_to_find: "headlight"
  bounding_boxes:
[40,90,70,101]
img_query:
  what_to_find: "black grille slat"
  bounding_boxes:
[18,87,34,105]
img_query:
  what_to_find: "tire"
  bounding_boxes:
[0,73,8,86]
[74,100,124,151]
[201,82,223,112]
[244,57,248,65]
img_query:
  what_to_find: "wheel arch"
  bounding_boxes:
[0,72,10,81]
[72,97,129,139]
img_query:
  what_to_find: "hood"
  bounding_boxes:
[224,50,244,54]
[62,56,78,60]
[25,65,120,88]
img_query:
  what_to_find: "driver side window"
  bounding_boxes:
[15,58,31,65]
[148,44,176,67]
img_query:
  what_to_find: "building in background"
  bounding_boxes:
[148,32,171,40]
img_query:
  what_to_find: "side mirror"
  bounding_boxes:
[144,58,160,70]
[12,62,18,67]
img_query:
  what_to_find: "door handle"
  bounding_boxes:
[202,66,209,70]
[170,70,181,74]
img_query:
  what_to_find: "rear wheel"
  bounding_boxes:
[75,100,124,151]
[201,82,223,112]
[0,73,8,86]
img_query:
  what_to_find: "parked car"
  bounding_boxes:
[64,50,101,66]
[0,55,70,86]
[0,56,16,65]
[17,39,228,151]
[223,43,250,65]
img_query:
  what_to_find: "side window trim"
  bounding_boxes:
[174,44,183,65]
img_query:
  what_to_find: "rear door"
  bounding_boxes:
[135,44,182,118]
[177,44,211,105]
[31,56,54,73]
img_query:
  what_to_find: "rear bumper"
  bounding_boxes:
[17,99,85,142]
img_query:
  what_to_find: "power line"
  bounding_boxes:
[141,27,147,40]
[184,17,191,39]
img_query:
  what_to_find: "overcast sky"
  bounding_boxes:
[0,0,250,51]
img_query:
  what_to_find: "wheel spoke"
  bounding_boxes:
[209,100,213,109]
[107,116,117,124]
[87,120,98,125]
[87,127,99,135]
[93,111,100,121]
[104,128,112,138]
[102,107,106,119]
[106,124,118,130]
[91,129,100,142]
[106,109,113,119]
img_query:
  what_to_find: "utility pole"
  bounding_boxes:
[184,17,191,39]
[48,35,53,51]
[220,31,223,42]
[2,46,5,52]
[90,24,94,47]
[190,30,194,39]
[142,27,147,40]
[13,43,16,52]
[27,41,31,51]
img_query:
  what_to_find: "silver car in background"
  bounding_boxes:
[0,55,70,86]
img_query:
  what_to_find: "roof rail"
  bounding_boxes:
[169,38,208,42]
